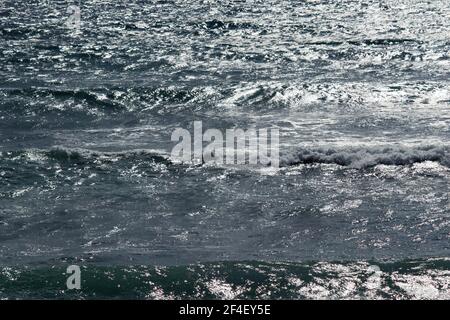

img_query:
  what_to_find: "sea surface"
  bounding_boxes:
[0,0,449,299]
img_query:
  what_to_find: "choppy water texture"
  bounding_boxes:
[0,0,449,299]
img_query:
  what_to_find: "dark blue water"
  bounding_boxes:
[0,0,449,299]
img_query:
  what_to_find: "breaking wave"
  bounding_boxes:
[0,148,172,166]
[281,145,450,168]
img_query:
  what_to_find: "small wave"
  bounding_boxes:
[303,38,420,47]
[199,19,258,31]
[281,145,450,168]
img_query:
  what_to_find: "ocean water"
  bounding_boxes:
[0,0,449,299]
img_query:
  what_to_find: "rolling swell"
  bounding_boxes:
[2,145,449,171]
